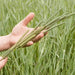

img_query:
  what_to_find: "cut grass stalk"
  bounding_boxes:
[44,12,75,29]
[44,22,65,33]
[38,8,62,27]
[45,8,62,24]
[0,12,75,60]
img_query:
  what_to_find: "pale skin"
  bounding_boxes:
[0,13,47,70]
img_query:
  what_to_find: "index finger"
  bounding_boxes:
[20,12,35,26]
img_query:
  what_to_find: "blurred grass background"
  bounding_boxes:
[0,0,75,75]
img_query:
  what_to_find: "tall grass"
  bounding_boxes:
[0,0,75,75]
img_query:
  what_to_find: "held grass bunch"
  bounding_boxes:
[1,10,75,61]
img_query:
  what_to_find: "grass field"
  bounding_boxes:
[0,0,75,75]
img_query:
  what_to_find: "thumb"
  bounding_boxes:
[0,57,8,70]
[20,12,35,26]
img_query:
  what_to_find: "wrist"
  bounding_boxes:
[0,34,11,51]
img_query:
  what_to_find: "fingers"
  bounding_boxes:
[0,57,8,70]
[20,12,35,26]
[24,33,44,47]
[32,31,48,43]
[32,33,44,42]
[25,41,33,47]
[25,30,48,47]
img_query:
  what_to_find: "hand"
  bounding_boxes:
[9,12,47,47]
[0,57,8,70]
[0,13,47,70]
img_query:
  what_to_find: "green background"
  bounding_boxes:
[0,0,75,75]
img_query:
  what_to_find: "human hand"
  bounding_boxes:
[9,13,47,47]
[0,12,47,70]
[0,57,8,70]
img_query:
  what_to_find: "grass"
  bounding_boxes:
[0,0,75,75]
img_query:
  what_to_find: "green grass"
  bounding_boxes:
[0,0,75,75]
